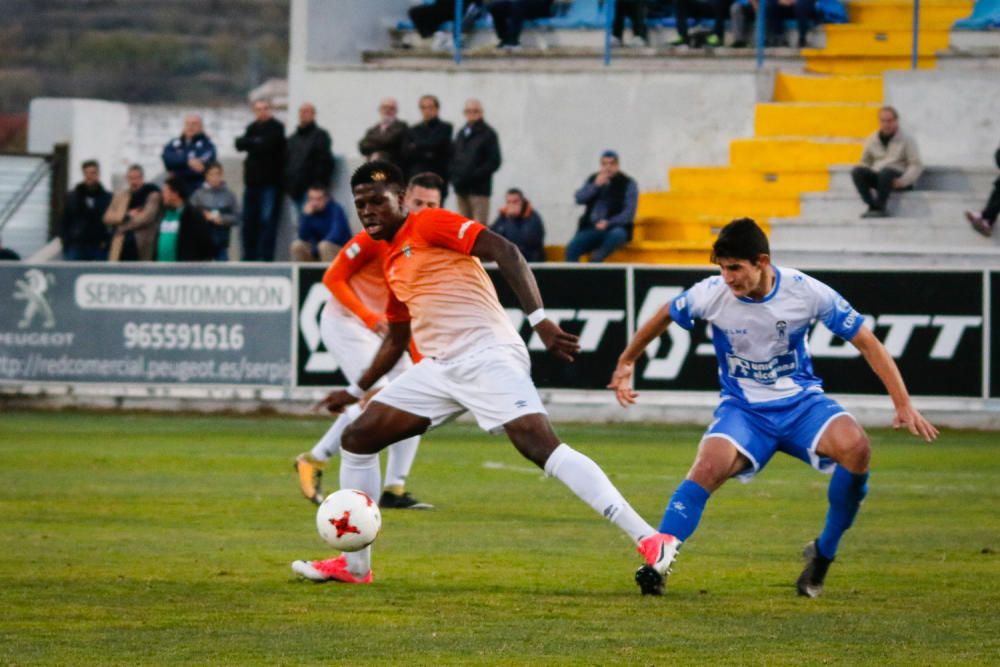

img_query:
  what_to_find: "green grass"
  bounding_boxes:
[1,410,998,666]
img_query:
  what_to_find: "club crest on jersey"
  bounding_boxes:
[776,320,787,339]
[402,244,412,257]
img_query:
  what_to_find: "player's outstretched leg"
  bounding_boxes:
[797,464,869,598]
[636,437,748,595]
[294,404,362,505]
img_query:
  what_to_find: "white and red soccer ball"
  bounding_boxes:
[315,489,382,552]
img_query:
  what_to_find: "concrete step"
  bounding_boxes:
[846,0,974,30]
[609,240,714,265]
[799,190,976,218]
[771,242,1000,269]
[638,191,801,218]
[769,215,993,246]
[668,166,829,195]
[828,166,998,193]
[821,25,952,53]
[730,138,864,170]
[755,103,880,139]
[804,53,937,75]
[772,73,883,103]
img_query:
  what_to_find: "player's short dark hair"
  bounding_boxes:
[81,159,99,171]
[506,188,524,199]
[420,94,440,109]
[163,175,187,200]
[712,218,770,264]
[407,171,445,198]
[351,160,405,191]
[204,161,223,173]
[126,163,143,174]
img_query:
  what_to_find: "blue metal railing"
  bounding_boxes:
[453,0,464,64]
[912,0,921,69]
[756,0,767,69]
[604,0,616,66]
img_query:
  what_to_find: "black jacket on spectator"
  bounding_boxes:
[155,206,216,262]
[491,202,545,263]
[450,120,502,197]
[61,183,112,248]
[577,171,635,240]
[285,121,335,201]
[235,117,286,188]
[404,117,453,181]
[358,119,408,167]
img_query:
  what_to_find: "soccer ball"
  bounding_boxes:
[315,489,382,552]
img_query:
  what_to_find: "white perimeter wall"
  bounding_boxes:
[885,68,1000,168]
[291,66,758,243]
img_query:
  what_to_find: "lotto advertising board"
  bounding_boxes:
[632,268,985,397]
[0,264,294,386]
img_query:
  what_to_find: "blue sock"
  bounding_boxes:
[658,479,711,541]
[816,465,869,560]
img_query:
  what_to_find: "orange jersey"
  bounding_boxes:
[322,231,389,329]
[382,207,523,360]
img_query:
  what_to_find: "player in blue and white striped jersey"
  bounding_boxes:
[610,218,938,597]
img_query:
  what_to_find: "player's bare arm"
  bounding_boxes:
[850,325,939,442]
[315,321,411,414]
[470,229,580,362]
[608,304,674,407]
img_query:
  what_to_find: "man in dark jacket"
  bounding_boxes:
[491,188,545,262]
[403,95,453,198]
[155,176,215,262]
[234,99,286,261]
[61,160,112,261]
[565,150,639,263]
[450,98,502,223]
[161,114,217,196]
[285,102,335,211]
[358,98,408,167]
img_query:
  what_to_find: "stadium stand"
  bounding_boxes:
[618,0,982,265]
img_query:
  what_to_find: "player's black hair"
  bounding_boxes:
[163,175,187,200]
[81,159,99,171]
[407,171,445,198]
[711,217,770,264]
[350,160,405,191]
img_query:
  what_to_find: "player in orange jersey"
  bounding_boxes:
[291,161,658,587]
[293,172,445,509]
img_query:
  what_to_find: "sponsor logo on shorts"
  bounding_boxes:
[514,399,528,408]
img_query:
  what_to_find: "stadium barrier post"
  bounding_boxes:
[604,0,616,66]
[755,0,766,69]
[911,0,920,70]
[454,0,464,65]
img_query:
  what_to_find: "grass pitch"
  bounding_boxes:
[1,410,998,666]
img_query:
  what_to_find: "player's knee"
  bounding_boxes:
[842,432,871,473]
[687,458,730,492]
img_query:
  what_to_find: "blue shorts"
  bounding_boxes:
[704,391,852,483]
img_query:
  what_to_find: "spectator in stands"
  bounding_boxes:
[285,102,335,212]
[234,99,286,261]
[965,142,1000,238]
[104,164,162,262]
[161,114,216,196]
[672,0,727,47]
[155,176,215,262]
[189,162,240,261]
[61,159,112,261]
[491,188,545,262]
[408,0,484,50]
[403,95,453,198]
[566,150,638,263]
[290,186,351,263]
[359,98,408,167]
[851,106,923,218]
[406,172,446,210]
[450,98,502,223]
[489,0,555,49]
[612,0,651,47]
[765,0,816,47]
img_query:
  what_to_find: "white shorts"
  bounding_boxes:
[320,309,412,388]
[371,344,547,434]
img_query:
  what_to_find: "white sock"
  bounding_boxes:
[544,443,655,544]
[339,449,380,576]
[310,404,362,462]
[384,435,420,490]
